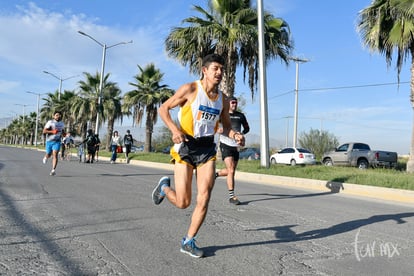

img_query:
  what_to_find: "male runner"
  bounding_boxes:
[151,54,245,258]
[42,111,65,176]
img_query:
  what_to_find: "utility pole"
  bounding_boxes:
[289,57,309,148]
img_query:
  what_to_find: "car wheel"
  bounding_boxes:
[323,158,333,166]
[290,159,297,166]
[357,159,369,169]
[270,158,276,164]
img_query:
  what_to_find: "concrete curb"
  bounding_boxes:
[126,159,414,205]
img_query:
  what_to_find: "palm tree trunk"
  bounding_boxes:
[106,119,115,151]
[145,111,153,153]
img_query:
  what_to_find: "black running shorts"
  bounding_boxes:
[170,135,217,168]
[219,142,239,162]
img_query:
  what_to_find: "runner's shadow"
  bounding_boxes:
[239,191,333,205]
[203,212,414,257]
[99,173,174,177]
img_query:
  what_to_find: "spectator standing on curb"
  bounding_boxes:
[216,96,250,205]
[123,130,133,163]
[110,131,122,164]
[42,111,65,176]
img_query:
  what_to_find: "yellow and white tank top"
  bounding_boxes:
[178,80,223,138]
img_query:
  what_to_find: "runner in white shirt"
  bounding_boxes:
[42,111,65,176]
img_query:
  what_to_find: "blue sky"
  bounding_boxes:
[0,1,411,154]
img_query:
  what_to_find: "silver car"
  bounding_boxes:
[270,147,316,166]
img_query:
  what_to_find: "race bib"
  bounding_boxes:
[196,105,220,126]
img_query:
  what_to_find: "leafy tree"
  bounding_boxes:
[298,128,339,161]
[124,64,174,152]
[357,0,414,172]
[152,125,173,152]
[165,0,292,98]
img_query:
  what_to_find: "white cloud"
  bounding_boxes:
[0,3,191,99]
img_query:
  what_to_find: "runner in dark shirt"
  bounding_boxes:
[216,96,250,205]
[123,130,133,163]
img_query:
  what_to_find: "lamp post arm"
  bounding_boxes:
[43,70,60,80]
[107,40,133,49]
[78,31,104,47]
[62,74,80,81]
[43,71,79,100]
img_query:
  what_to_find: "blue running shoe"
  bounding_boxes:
[180,237,204,258]
[152,176,170,205]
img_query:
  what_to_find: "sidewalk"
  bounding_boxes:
[124,158,414,206]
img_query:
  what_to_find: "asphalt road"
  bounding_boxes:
[1,146,413,275]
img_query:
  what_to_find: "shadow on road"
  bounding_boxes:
[203,212,414,257]
[238,191,334,205]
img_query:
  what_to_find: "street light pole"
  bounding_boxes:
[289,57,309,148]
[78,30,132,135]
[43,71,79,100]
[257,0,270,168]
[14,103,30,123]
[96,42,106,136]
[283,116,292,148]
[26,91,45,147]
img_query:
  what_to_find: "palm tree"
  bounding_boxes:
[40,90,76,138]
[8,119,19,145]
[77,72,102,133]
[71,93,92,139]
[40,91,60,123]
[77,72,119,136]
[358,0,414,172]
[165,0,292,98]
[125,64,174,152]
[58,90,77,133]
[26,112,37,145]
[102,83,123,150]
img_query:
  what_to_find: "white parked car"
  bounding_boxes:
[270,147,316,166]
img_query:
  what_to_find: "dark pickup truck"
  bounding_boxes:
[321,142,398,169]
